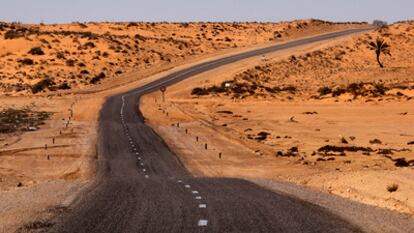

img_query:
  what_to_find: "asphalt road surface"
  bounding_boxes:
[47,29,371,233]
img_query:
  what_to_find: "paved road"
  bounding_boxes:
[47,29,370,233]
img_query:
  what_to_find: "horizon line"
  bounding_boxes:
[0,18,375,25]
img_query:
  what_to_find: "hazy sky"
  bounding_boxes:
[1,0,413,24]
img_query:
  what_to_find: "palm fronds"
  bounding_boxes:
[368,37,391,68]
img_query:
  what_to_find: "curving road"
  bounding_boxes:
[47,29,371,233]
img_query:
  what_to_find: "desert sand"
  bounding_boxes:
[141,21,414,216]
[0,20,364,232]
[0,20,363,95]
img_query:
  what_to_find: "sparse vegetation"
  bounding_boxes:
[191,79,297,99]
[80,70,90,75]
[319,82,394,98]
[318,145,373,153]
[387,184,399,193]
[369,139,383,144]
[56,52,66,59]
[31,78,55,93]
[276,147,299,157]
[393,158,411,167]
[57,82,71,90]
[217,110,233,115]
[377,148,394,155]
[4,29,24,39]
[28,47,45,55]
[0,107,51,133]
[82,41,96,49]
[318,86,332,96]
[90,72,106,84]
[255,131,270,141]
[0,20,370,94]
[18,58,34,65]
[65,59,75,66]
[373,20,388,28]
[24,221,54,230]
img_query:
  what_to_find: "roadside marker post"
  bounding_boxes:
[160,86,167,102]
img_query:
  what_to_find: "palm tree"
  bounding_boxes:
[369,38,391,68]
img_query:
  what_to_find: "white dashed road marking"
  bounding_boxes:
[124,96,212,226]
[121,95,150,180]
[198,220,208,227]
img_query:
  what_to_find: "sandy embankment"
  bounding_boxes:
[141,23,414,216]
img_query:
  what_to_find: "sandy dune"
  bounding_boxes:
[0,20,363,95]
[141,21,414,216]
